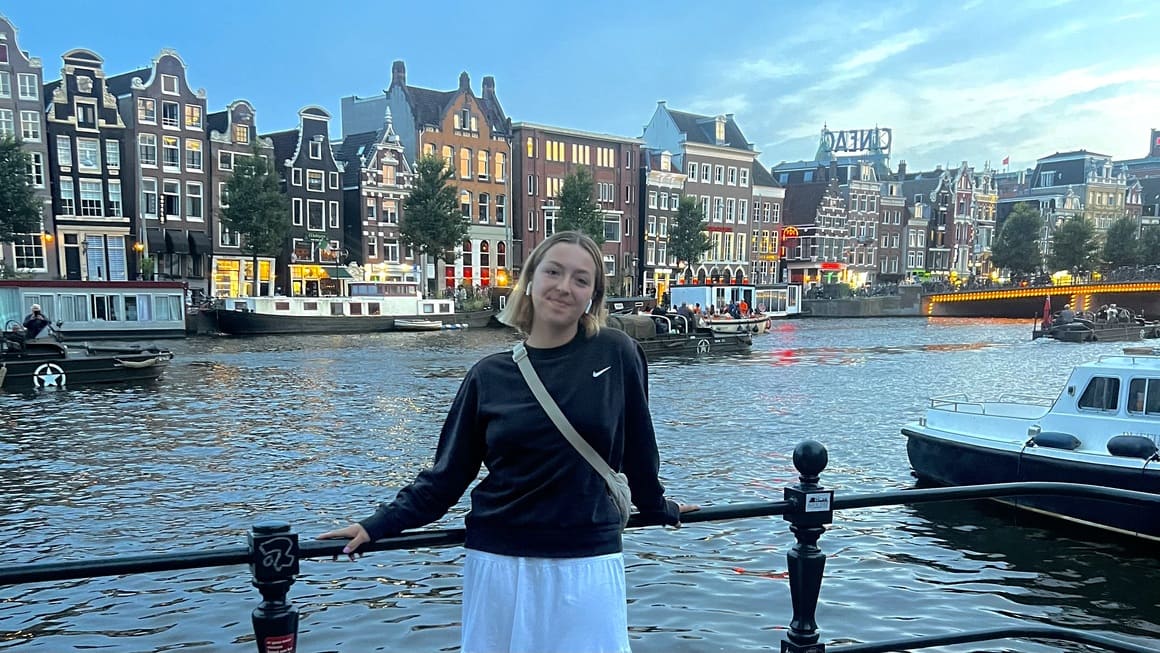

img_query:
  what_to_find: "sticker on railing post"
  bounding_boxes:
[805,492,832,513]
[262,634,295,653]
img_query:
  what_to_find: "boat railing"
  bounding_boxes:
[1,440,1155,653]
[995,393,1055,405]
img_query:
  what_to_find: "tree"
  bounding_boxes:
[557,167,604,244]
[401,155,467,292]
[1048,217,1099,274]
[0,137,42,244]
[669,196,712,273]
[990,203,1042,275]
[1141,228,1160,266]
[1102,216,1140,269]
[221,145,291,296]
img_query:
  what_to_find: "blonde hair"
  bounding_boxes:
[499,231,607,336]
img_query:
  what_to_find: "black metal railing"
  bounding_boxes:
[1,440,1158,653]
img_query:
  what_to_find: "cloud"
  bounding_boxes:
[835,29,929,73]
[725,59,806,82]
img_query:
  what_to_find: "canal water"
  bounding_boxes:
[1,318,1158,652]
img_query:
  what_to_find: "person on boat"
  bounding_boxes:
[1058,303,1075,323]
[320,230,693,653]
[739,299,749,317]
[22,304,50,339]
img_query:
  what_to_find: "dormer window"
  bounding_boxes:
[715,118,725,143]
[234,124,249,144]
[460,109,470,131]
[0,43,8,64]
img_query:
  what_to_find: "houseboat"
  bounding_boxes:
[902,351,1160,541]
[207,281,457,335]
[0,280,188,341]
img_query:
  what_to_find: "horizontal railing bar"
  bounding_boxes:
[834,482,1160,511]
[830,624,1154,653]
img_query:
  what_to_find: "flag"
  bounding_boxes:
[1002,156,1010,166]
[1043,296,1052,328]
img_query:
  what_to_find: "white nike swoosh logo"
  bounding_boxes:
[592,366,611,378]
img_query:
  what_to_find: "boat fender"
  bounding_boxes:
[1030,431,1081,450]
[765,319,773,331]
[1106,434,1158,459]
[116,357,161,369]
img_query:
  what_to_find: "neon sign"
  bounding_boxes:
[821,128,892,154]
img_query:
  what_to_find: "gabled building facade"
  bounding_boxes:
[638,149,684,298]
[44,49,128,281]
[107,50,209,293]
[206,100,275,297]
[264,107,346,297]
[780,179,848,286]
[748,162,784,285]
[335,108,416,284]
[342,62,512,293]
[0,15,51,277]
[512,122,640,294]
[642,101,758,286]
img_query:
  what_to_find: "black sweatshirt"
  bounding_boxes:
[359,326,681,558]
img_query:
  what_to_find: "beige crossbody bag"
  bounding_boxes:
[512,342,632,530]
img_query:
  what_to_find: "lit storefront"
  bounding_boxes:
[442,238,510,290]
[289,262,351,297]
[211,258,275,297]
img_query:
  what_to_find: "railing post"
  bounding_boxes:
[249,522,300,653]
[781,440,833,653]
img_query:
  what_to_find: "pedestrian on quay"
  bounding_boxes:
[319,230,694,653]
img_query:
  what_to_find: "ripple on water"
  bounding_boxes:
[1,320,1159,651]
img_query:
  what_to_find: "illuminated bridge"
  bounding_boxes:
[923,282,1160,318]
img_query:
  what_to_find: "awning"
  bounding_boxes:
[188,230,212,255]
[145,228,165,253]
[322,266,352,279]
[165,229,190,254]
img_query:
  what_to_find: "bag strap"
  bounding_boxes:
[512,342,620,485]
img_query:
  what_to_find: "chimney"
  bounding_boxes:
[482,76,495,95]
[657,100,666,106]
[459,71,471,92]
[898,159,907,178]
[391,60,406,87]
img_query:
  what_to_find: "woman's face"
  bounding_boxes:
[530,243,597,332]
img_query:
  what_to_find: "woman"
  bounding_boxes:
[320,231,690,653]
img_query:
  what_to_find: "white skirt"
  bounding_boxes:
[461,549,630,653]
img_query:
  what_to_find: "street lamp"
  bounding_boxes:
[133,241,145,280]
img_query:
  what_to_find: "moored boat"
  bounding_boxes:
[668,282,801,335]
[0,280,188,341]
[394,318,444,332]
[902,351,1160,540]
[606,314,751,360]
[1,329,173,392]
[1033,305,1160,342]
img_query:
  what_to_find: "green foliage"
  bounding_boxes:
[1048,217,1099,273]
[220,145,291,295]
[556,167,605,245]
[990,203,1042,275]
[0,137,42,243]
[401,155,467,270]
[668,196,712,269]
[1102,216,1140,269]
[1140,227,1160,266]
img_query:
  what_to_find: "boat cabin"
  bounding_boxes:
[668,283,800,318]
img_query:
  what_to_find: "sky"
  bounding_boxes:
[6,0,1159,173]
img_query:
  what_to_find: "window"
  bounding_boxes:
[57,136,73,167]
[497,241,507,269]
[141,178,158,217]
[383,199,399,224]
[138,98,156,123]
[461,190,472,218]
[292,198,302,226]
[306,170,324,192]
[714,165,724,184]
[329,201,339,228]
[0,109,11,137]
[108,181,122,216]
[545,209,556,235]
[139,134,157,166]
[494,152,506,181]
[106,140,120,168]
[477,150,489,179]
[27,152,43,187]
[648,191,658,208]
[647,215,656,235]
[701,164,711,183]
[771,203,781,223]
[218,182,229,208]
[726,198,736,222]
[309,140,322,159]
[479,192,490,223]
[646,241,656,265]
[1128,378,1160,415]
[459,148,471,178]
[220,223,240,248]
[20,111,40,141]
[659,216,668,237]
[526,137,536,158]
[329,171,339,189]
[234,124,249,144]
[739,199,748,224]
[496,194,506,225]
[185,139,202,171]
[185,105,202,129]
[186,182,203,220]
[0,43,6,63]
[307,200,324,230]
[219,150,233,171]
[162,136,180,169]
[18,73,38,100]
[688,162,698,180]
[384,240,399,263]
[740,168,750,187]
[162,101,180,128]
[603,254,616,276]
[0,72,8,98]
[728,167,738,185]
[162,74,179,94]
[60,179,76,214]
[713,197,723,222]
[659,193,668,210]
[163,181,181,218]
[291,168,302,186]
[14,234,45,270]
[1078,376,1120,411]
[442,145,454,170]
[80,180,103,216]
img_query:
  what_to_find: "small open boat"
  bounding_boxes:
[394,319,444,332]
[1,326,174,392]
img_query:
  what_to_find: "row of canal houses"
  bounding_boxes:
[1,14,1150,300]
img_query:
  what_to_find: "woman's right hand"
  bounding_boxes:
[317,523,371,561]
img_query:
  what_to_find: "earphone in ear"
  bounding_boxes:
[585,299,593,314]
[525,283,532,296]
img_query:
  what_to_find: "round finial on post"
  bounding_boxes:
[793,440,828,484]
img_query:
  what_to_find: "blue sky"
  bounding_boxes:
[6,0,1158,172]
